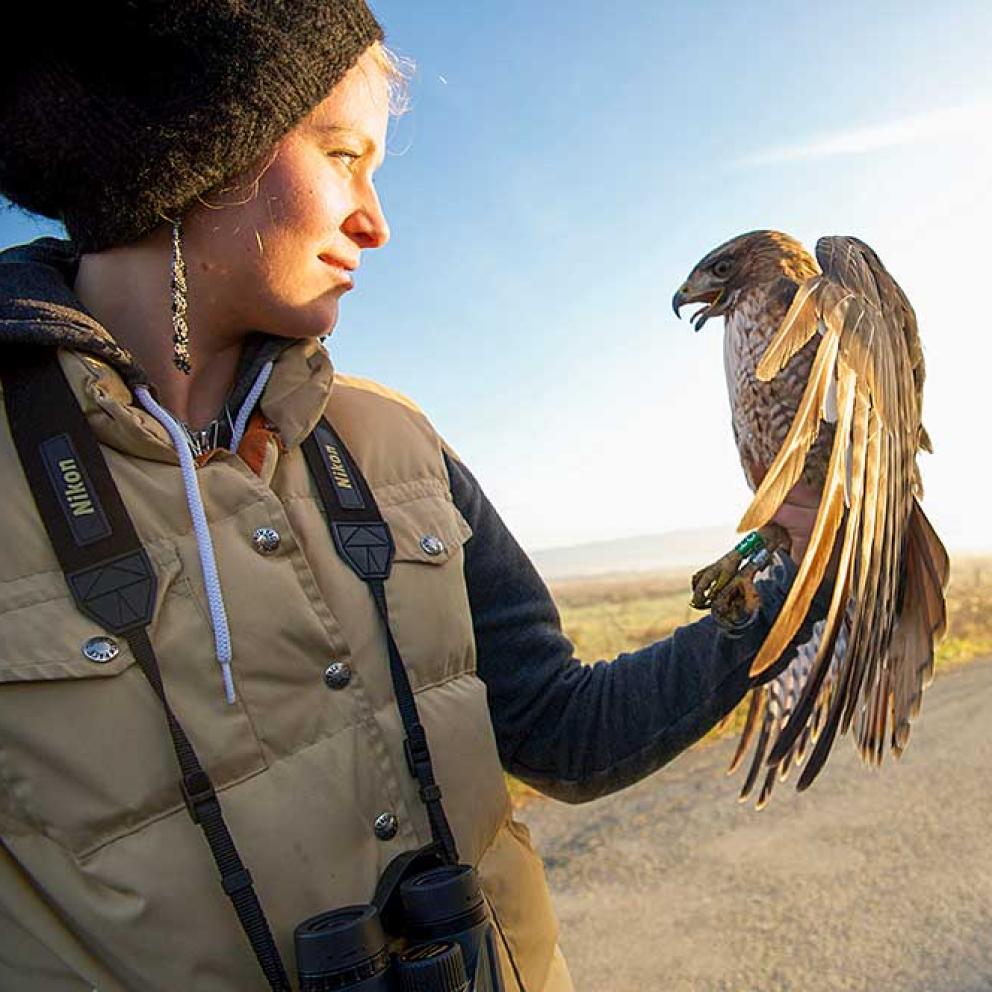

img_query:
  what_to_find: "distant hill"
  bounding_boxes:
[529,525,991,581]
[529,526,741,580]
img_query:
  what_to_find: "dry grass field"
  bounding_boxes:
[507,554,992,804]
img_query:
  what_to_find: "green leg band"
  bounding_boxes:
[734,531,765,557]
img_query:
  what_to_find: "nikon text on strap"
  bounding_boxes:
[1,348,292,992]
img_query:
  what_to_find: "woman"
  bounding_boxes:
[0,3,824,990]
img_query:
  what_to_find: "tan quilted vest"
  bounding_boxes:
[0,340,573,992]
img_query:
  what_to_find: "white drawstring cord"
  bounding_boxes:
[134,367,273,704]
[229,361,273,454]
[137,386,237,703]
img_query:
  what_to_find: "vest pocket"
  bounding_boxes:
[378,488,476,689]
[382,484,473,567]
[0,548,267,856]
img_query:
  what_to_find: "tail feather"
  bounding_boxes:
[889,500,949,753]
[727,686,765,775]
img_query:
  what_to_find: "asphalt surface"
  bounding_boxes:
[522,656,992,992]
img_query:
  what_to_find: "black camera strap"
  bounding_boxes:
[301,419,460,866]
[1,348,292,992]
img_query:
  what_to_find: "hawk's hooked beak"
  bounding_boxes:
[672,283,726,332]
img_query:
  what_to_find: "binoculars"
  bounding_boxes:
[295,862,505,992]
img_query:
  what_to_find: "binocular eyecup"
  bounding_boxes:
[295,904,393,991]
[295,863,502,992]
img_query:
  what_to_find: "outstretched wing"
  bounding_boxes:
[733,235,947,795]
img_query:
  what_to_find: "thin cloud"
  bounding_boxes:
[738,102,992,166]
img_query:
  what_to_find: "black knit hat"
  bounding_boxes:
[0,1,383,252]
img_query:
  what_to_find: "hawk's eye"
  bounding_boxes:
[712,259,733,279]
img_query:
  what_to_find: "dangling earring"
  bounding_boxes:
[170,218,192,374]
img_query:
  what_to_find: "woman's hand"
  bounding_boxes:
[772,502,817,566]
[770,481,824,569]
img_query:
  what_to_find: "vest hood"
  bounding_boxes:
[0,238,150,386]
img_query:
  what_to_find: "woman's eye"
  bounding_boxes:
[328,150,360,168]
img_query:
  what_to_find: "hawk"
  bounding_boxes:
[672,231,949,808]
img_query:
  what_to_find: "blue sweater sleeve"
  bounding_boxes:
[444,451,828,804]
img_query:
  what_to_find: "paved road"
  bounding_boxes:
[522,657,992,992]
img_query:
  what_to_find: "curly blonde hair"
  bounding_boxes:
[368,40,414,117]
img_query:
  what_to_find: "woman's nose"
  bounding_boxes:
[345,185,390,249]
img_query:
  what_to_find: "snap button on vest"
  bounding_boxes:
[251,526,281,555]
[323,661,352,690]
[82,636,119,664]
[420,534,445,556]
[373,812,399,840]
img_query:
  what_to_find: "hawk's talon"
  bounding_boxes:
[711,564,764,628]
[690,523,792,620]
[691,550,744,609]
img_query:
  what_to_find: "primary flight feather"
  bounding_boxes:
[673,231,948,808]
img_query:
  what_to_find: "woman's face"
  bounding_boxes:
[184,48,391,344]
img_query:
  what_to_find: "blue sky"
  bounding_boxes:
[3,1,991,553]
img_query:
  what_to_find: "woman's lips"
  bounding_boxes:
[319,255,356,287]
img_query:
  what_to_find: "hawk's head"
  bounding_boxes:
[672,230,818,331]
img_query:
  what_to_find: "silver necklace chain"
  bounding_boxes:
[179,404,235,457]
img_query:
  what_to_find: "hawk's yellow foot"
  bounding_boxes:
[691,522,791,627]
[690,550,743,611]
